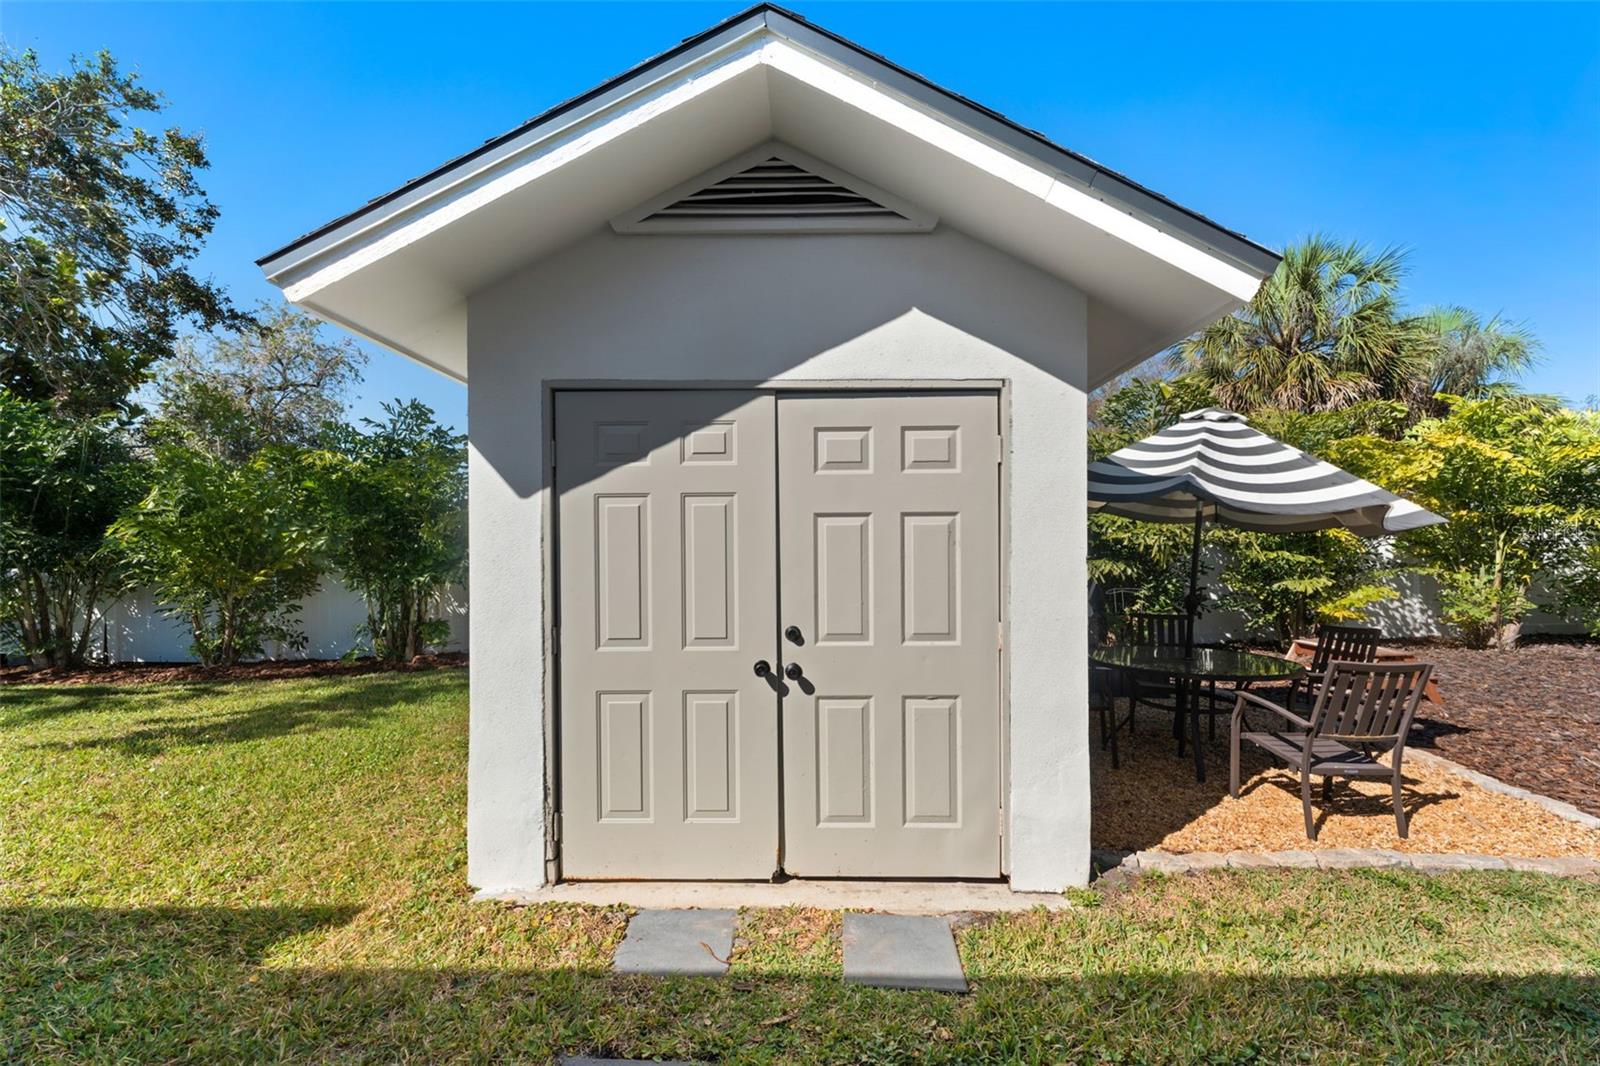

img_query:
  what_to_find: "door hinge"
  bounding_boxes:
[549,438,557,468]
[551,625,559,656]
[553,812,563,844]
[997,622,1004,652]
[996,435,1004,465]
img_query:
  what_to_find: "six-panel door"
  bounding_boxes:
[555,391,781,879]
[776,393,1002,877]
[555,389,1001,880]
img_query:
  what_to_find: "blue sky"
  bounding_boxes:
[5,2,1597,430]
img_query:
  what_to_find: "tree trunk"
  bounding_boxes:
[218,598,238,667]
[29,572,55,668]
[1491,535,1508,651]
[190,610,212,667]
[72,576,102,666]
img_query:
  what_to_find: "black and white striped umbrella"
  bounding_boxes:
[1088,408,1443,536]
[1088,407,1443,652]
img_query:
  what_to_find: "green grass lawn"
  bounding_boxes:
[2,671,1597,1064]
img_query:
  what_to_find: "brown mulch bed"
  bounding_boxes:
[0,652,467,687]
[1404,642,1600,818]
[1091,706,1600,857]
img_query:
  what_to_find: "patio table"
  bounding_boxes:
[1091,645,1306,782]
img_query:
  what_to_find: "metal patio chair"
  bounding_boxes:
[1279,624,1382,711]
[1230,660,1434,839]
[1123,611,1243,747]
[1121,612,1192,731]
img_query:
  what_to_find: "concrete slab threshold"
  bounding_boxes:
[478,879,1070,914]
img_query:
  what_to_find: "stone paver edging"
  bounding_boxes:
[1092,847,1600,878]
[1404,747,1600,830]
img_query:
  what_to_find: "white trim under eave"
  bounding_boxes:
[296,298,468,385]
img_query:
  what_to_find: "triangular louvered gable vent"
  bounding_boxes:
[611,143,936,234]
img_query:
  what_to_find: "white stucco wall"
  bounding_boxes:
[466,225,1092,893]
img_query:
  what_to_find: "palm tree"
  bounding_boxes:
[1168,236,1426,413]
[1415,306,1540,400]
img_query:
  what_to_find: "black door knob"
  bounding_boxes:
[784,662,804,681]
[753,660,772,678]
[784,625,803,645]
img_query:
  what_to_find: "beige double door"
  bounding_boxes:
[556,389,1000,880]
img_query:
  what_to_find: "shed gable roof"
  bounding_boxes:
[258,4,1279,384]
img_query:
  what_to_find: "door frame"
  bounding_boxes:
[543,379,1013,884]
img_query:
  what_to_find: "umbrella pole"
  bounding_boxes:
[1184,506,1203,657]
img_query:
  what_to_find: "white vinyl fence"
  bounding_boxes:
[72,576,470,664]
[1191,566,1583,644]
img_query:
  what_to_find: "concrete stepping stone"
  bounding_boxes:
[611,908,736,977]
[842,913,967,992]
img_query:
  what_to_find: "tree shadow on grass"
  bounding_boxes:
[1,903,1596,1062]
[11,675,452,754]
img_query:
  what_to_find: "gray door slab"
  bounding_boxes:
[842,913,967,992]
[777,392,1003,878]
[556,390,781,879]
[611,908,737,976]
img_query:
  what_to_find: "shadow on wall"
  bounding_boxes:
[469,228,1092,502]
[2,903,1595,1061]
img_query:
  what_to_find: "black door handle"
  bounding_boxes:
[784,662,804,681]
[753,660,772,678]
[784,625,803,645]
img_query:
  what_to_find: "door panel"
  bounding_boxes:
[556,391,779,878]
[777,393,1002,877]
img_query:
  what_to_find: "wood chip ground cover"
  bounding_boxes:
[1092,710,1600,857]
[1407,642,1600,817]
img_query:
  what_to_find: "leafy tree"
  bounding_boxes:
[1211,528,1394,643]
[1168,236,1424,414]
[110,446,323,665]
[1086,381,1206,626]
[319,401,466,661]
[0,394,147,666]
[155,304,366,461]
[1089,375,1215,438]
[1330,397,1600,648]
[1,46,241,416]
[1558,543,1600,638]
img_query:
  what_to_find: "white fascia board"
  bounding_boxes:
[758,39,1265,303]
[266,20,1265,312]
[266,29,771,300]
